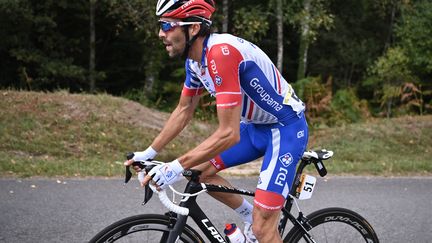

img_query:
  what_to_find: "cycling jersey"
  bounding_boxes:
[182,33,305,124]
[182,33,308,210]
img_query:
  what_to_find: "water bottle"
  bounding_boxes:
[224,223,246,243]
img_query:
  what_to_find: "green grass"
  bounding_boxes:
[307,116,432,176]
[0,90,431,177]
[0,90,212,177]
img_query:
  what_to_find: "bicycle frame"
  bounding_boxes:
[165,175,255,243]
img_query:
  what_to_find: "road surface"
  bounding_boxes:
[1,176,431,242]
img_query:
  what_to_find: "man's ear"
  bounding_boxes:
[189,23,201,37]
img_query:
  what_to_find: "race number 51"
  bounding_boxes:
[296,174,316,200]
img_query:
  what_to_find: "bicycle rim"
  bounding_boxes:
[285,207,379,243]
[89,214,204,243]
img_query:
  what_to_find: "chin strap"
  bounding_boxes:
[181,26,199,60]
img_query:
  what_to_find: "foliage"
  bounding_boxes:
[0,0,90,90]
[294,76,332,126]
[287,0,334,43]
[396,0,432,77]
[0,0,431,121]
[365,47,419,117]
[307,0,396,88]
[329,88,370,125]
[295,76,369,126]
[231,5,269,43]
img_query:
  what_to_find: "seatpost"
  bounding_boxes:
[279,158,310,234]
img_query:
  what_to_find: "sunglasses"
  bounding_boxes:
[159,20,202,32]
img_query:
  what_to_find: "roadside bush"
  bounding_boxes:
[329,89,370,125]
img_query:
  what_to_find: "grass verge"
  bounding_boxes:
[0,90,431,177]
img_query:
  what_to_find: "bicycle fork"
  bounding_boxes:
[165,212,188,243]
[280,197,316,243]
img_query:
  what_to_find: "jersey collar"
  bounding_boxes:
[200,35,210,69]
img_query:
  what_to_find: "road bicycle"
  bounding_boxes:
[90,149,379,242]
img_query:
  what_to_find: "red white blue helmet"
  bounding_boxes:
[156,0,215,20]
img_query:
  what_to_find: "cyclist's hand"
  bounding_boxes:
[142,159,184,190]
[124,146,158,172]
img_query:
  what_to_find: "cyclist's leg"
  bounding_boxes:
[253,207,282,243]
[193,162,244,208]
[252,114,308,242]
[192,122,264,209]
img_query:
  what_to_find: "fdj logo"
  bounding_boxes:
[161,166,176,182]
[215,75,222,86]
[279,152,293,167]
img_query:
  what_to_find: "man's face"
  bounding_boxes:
[158,18,187,58]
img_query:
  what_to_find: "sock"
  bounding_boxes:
[234,198,253,224]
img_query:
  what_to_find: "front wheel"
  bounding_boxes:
[89,214,204,243]
[284,207,379,243]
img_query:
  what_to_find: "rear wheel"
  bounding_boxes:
[285,207,379,243]
[89,214,204,243]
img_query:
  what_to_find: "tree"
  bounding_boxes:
[106,0,162,95]
[1,0,89,90]
[365,47,417,117]
[292,0,334,81]
[275,0,284,72]
[89,0,96,93]
[231,5,269,43]
[396,0,432,78]
[222,0,229,33]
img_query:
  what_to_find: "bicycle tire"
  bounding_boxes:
[284,207,379,243]
[89,214,204,243]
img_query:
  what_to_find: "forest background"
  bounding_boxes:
[1,0,431,126]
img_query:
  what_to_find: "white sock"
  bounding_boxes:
[234,198,253,224]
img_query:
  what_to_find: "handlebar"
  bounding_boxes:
[124,152,190,215]
[149,184,190,215]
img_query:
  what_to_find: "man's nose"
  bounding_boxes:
[158,28,166,39]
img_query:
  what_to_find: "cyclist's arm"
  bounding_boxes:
[177,43,244,169]
[177,104,241,169]
[150,93,201,152]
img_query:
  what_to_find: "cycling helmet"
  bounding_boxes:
[156,0,215,20]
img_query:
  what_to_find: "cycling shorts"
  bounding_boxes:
[210,113,308,211]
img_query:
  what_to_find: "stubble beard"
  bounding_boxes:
[167,35,186,59]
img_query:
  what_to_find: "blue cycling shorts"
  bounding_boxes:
[210,113,308,210]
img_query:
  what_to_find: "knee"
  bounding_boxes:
[191,163,218,183]
[252,207,281,241]
[251,223,266,239]
[199,172,217,183]
[252,220,279,241]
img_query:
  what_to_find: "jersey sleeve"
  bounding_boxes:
[182,60,204,96]
[207,44,243,108]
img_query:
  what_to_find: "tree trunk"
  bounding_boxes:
[384,1,397,51]
[297,0,311,81]
[89,0,96,93]
[276,0,284,72]
[222,0,229,32]
[144,60,155,94]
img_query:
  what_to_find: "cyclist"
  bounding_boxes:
[125,1,308,242]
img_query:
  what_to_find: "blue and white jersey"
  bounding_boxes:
[182,33,305,124]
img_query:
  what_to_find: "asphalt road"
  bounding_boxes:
[1,176,431,243]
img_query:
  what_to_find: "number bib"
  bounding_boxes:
[295,174,316,200]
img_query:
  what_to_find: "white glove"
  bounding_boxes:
[132,146,158,162]
[148,159,184,189]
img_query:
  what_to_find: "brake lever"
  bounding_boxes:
[123,152,156,204]
[124,152,148,184]
[142,164,158,204]
[124,152,135,184]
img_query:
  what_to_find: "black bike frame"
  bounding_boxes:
[165,177,255,243]
[164,156,318,243]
